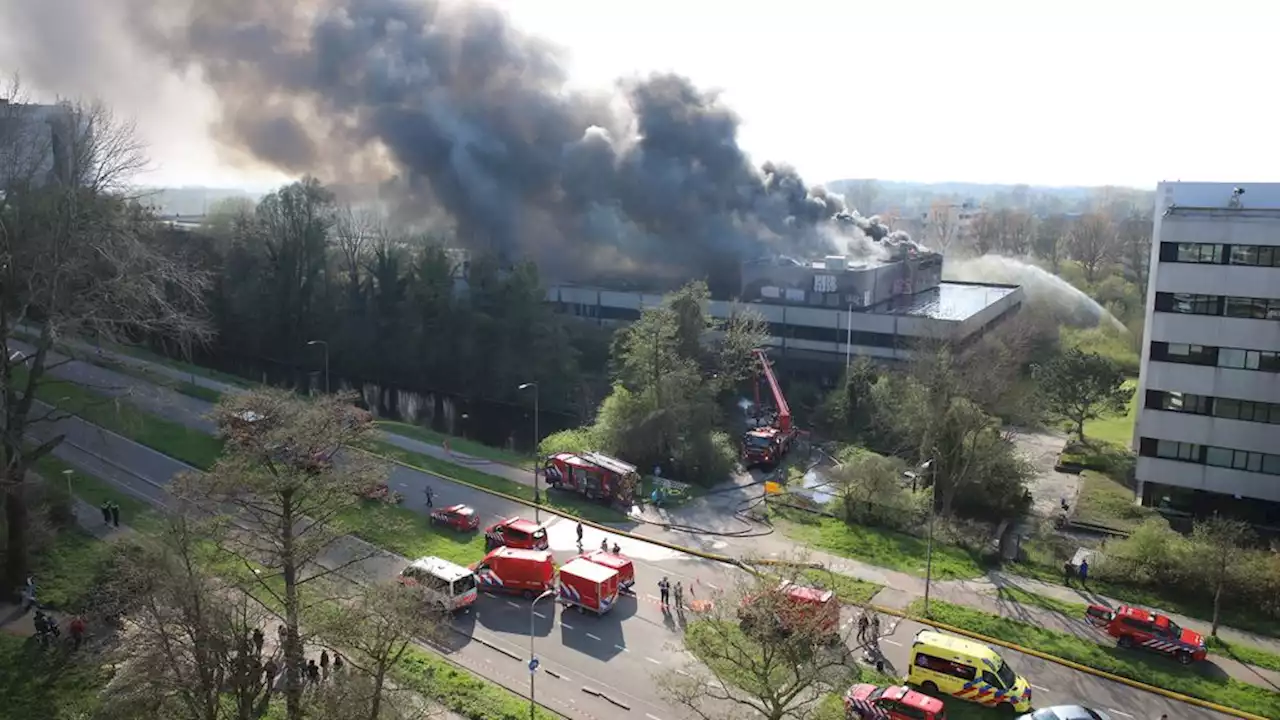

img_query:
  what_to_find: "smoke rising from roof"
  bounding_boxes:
[8,0,923,288]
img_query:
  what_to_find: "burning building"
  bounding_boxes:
[547,240,1023,374]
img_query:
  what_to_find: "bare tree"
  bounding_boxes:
[1192,516,1255,638]
[177,389,388,720]
[334,205,380,292]
[1031,214,1067,272]
[1117,210,1153,296]
[925,201,959,252]
[658,561,861,720]
[0,82,211,592]
[324,582,447,720]
[102,516,274,720]
[1067,213,1118,283]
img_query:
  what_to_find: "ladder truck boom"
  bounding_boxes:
[753,348,792,431]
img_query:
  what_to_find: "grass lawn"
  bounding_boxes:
[331,500,487,566]
[799,568,882,605]
[395,645,559,720]
[377,421,534,470]
[17,367,225,470]
[1079,380,1138,447]
[909,599,1280,719]
[365,439,628,524]
[994,585,1087,616]
[103,340,254,390]
[774,510,985,581]
[1208,637,1280,674]
[0,634,109,720]
[1073,469,1159,532]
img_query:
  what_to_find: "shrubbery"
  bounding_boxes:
[1094,518,1280,628]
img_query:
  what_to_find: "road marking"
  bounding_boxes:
[615,644,629,651]
[1107,710,1133,718]
[484,592,497,598]
[647,714,664,720]
[586,632,602,641]
[881,639,902,646]
[561,622,575,630]
[1032,684,1051,692]
[646,594,661,602]
[533,611,546,619]
[506,601,519,608]
[706,583,719,590]
[676,669,691,677]
[646,657,662,665]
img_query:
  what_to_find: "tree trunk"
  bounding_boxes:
[368,666,386,720]
[281,490,305,720]
[1212,573,1223,637]
[3,483,30,595]
[1075,417,1086,443]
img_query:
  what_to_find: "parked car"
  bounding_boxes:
[430,503,480,531]
[1017,706,1112,720]
[844,683,945,720]
[1085,604,1207,665]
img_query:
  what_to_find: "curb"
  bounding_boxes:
[366,450,1275,720]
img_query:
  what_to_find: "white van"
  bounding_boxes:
[396,556,478,613]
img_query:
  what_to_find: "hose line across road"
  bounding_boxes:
[18,341,1256,720]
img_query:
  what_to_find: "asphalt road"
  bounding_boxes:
[19,345,1243,720]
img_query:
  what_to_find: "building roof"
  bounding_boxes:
[559,557,618,584]
[408,556,473,582]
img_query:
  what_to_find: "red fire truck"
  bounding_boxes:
[1085,604,1208,665]
[543,451,640,506]
[742,348,797,468]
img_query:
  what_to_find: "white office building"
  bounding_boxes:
[1133,182,1280,525]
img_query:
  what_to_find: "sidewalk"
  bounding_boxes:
[32,333,1280,689]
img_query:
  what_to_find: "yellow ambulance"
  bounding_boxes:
[906,630,1033,713]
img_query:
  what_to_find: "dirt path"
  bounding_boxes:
[1009,427,1075,517]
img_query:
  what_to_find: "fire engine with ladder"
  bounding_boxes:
[741,348,797,469]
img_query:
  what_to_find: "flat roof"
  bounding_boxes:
[560,557,618,583]
[409,556,473,582]
[873,281,1018,321]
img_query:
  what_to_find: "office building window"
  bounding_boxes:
[1175,242,1225,264]
[1213,398,1280,424]
[1229,244,1280,267]
[1147,390,1212,415]
[1150,341,1217,366]
[1154,292,1219,315]
[1141,438,1280,476]
[1224,296,1280,320]
[1218,347,1280,372]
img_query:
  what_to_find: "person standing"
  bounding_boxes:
[575,522,584,548]
[252,627,265,655]
[673,582,684,610]
[263,658,279,691]
[333,653,344,674]
[857,612,869,643]
[69,616,86,651]
[658,577,671,607]
[109,501,120,528]
[100,501,112,525]
[307,659,320,685]
[320,650,330,680]
[21,576,36,612]
[1063,560,1074,585]
[1079,559,1089,587]
[424,485,434,508]
[870,614,881,641]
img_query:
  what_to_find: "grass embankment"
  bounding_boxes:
[376,421,534,470]
[774,509,984,581]
[366,439,627,524]
[909,598,1280,719]
[1079,380,1139,447]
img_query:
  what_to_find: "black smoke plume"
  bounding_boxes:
[30,0,920,290]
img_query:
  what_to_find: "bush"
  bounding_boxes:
[537,427,599,456]
[1061,325,1139,376]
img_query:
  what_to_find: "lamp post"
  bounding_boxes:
[62,469,73,498]
[306,340,329,394]
[529,588,555,720]
[919,458,937,617]
[518,382,540,522]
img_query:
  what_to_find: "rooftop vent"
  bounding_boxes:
[824,255,847,272]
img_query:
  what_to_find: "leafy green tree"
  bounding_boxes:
[1031,348,1130,441]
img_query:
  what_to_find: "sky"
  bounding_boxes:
[3,0,1278,192]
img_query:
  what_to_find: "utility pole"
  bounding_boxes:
[518,382,541,522]
[529,589,555,720]
[306,340,329,394]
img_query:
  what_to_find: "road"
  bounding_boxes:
[17,341,1244,720]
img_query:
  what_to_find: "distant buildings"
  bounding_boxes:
[1133,182,1280,526]
[0,99,76,187]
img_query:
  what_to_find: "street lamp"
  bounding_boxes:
[62,469,73,498]
[518,382,540,522]
[306,340,329,394]
[529,588,556,720]
[906,458,937,617]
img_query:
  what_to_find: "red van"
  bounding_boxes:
[558,557,621,615]
[471,547,555,599]
[574,549,635,591]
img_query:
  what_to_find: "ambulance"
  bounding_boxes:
[906,630,1032,714]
